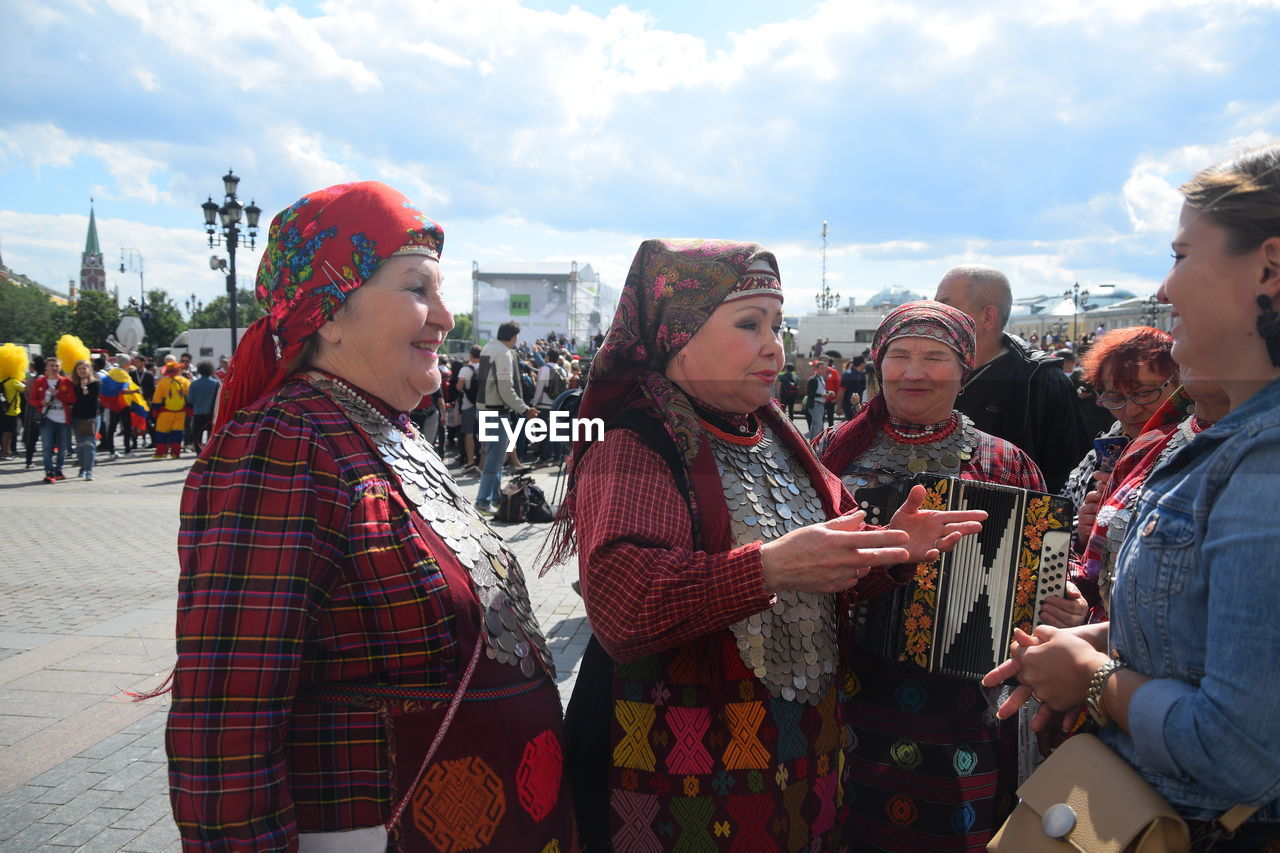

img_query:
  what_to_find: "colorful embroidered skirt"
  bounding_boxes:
[568,632,846,852]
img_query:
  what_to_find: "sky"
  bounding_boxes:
[2,0,1278,323]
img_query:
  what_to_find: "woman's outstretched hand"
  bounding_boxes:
[760,510,911,594]
[888,484,987,563]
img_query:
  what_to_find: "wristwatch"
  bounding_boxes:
[1085,657,1130,728]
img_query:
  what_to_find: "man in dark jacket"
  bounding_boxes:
[935,266,1091,493]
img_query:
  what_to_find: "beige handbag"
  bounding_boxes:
[989,733,1255,852]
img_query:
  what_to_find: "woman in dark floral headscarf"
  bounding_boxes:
[547,241,985,851]
[813,300,1046,852]
[168,182,574,851]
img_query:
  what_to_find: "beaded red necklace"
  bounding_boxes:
[882,413,959,446]
[698,415,764,446]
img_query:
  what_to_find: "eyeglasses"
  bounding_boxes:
[1096,378,1173,410]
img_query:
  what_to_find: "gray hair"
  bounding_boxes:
[939,265,1013,330]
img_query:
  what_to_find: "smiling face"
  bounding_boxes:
[1158,204,1277,387]
[312,254,454,410]
[879,337,965,424]
[664,295,784,414]
[74,361,93,381]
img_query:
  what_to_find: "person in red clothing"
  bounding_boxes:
[545,240,985,850]
[822,356,841,426]
[29,356,76,482]
[167,182,574,851]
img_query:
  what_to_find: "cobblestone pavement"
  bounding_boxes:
[0,445,588,851]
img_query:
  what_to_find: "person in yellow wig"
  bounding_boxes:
[152,362,190,458]
[0,343,27,459]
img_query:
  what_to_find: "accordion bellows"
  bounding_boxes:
[855,475,1073,681]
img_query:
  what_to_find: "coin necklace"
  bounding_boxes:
[307,372,553,679]
[708,424,836,706]
[850,413,977,480]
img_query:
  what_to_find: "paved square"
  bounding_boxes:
[0,450,588,851]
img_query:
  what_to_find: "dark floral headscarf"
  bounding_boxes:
[872,300,977,378]
[544,239,797,569]
[216,181,444,429]
[582,239,781,462]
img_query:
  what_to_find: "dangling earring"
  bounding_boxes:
[1257,293,1280,367]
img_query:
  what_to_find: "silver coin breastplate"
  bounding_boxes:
[840,415,978,518]
[308,373,553,680]
[709,426,835,705]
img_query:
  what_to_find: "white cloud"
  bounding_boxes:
[132,66,160,91]
[0,123,176,204]
[1123,131,1278,233]
[106,0,382,93]
[3,0,1278,329]
[274,127,360,189]
[0,123,82,174]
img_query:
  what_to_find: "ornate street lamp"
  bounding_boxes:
[1142,295,1161,328]
[815,220,840,312]
[200,170,261,351]
[1064,282,1090,342]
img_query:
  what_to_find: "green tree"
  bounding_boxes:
[446,311,474,352]
[189,288,265,328]
[47,304,70,353]
[68,290,121,350]
[0,278,61,353]
[142,288,188,353]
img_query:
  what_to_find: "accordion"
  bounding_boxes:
[853,474,1073,681]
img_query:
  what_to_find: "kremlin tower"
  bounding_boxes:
[80,201,106,293]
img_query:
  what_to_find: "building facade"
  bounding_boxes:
[470,261,617,347]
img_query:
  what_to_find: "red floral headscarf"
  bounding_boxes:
[216,181,443,430]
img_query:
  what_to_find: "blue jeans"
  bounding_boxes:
[40,417,71,475]
[474,415,508,508]
[806,401,826,439]
[75,420,96,473]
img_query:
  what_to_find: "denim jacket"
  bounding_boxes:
[1104,377,1280,822]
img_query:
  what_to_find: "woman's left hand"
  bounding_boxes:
[1037,581,1088,628]
[888,484,987,563]
[983,625,1109,719]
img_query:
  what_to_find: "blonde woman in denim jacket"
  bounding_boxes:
[987,142,1280,848]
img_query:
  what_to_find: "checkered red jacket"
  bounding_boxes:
[167,378,459,850]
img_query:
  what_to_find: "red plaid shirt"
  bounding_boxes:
[573,428,776,660]
[167,379,461,850]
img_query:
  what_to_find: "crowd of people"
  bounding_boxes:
[7,141,1277,850]
[0,344,228,482]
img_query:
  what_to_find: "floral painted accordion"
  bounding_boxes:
[853,475,1073,681]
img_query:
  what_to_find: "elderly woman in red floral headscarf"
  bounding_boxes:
[167,182,574,852]
[545,241,985,851]
[813,300,1051,851]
